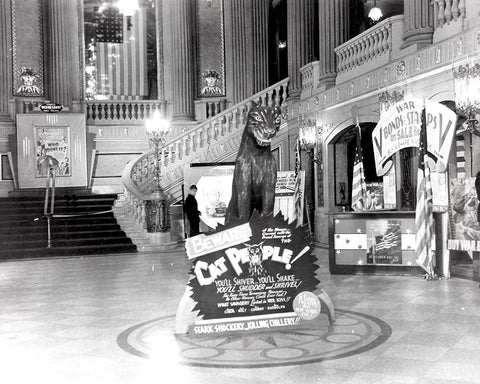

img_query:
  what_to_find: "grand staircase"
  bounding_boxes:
[0,189,137,260]
[115,79,289,242]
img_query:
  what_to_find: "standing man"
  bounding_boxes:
[184,185,201,237]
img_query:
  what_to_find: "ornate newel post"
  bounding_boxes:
[145,111,171,237]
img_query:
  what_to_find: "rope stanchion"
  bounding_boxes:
[44,167,56,248]
[37,167,115,249]
[51,209,113,218]
[33,209,114,222]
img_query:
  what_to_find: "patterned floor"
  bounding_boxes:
[1,248,480,384]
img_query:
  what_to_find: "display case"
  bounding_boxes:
[328,211,445,275]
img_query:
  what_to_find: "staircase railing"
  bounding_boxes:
[120,78,289,232]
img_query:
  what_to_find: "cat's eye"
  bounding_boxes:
[254,115,263,122]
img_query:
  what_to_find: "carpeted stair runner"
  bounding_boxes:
[0,189,137,260]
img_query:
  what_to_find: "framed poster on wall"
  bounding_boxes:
[34,126,71,177]
[16,114,87,189]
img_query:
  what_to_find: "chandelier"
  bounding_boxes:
[454,63,480,136]
[116,0,139,30]
[368,0,383,22]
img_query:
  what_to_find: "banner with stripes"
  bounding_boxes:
[415,107,435,277]
[351,124,367,211]
[96,8,147,99]
[294,138,301,178]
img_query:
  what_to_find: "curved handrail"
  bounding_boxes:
[121,77,289,202]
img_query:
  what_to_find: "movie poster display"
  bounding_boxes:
[366,219,402,264]
[383,166,396,209]
[274,171,305,224]
[195,165,234,229]
[364,182,384,211]
[431,171,449,211]
[176,211,332,336]
[448,178,480,255]
[34,126,70,177]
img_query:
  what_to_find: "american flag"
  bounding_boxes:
[415,106,435,277]
[375,232,400,251]
[96,7,147,99]
[351,123,367,211]
[294,137,301,177]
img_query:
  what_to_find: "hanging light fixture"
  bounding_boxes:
[116,0,139,30]
[368,0,383,22]
[116,0,139,16]
[298,119,323,164]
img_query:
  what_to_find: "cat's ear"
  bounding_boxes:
[250,100,258,109]
[243,243,251,248]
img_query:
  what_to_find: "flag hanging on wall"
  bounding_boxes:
[294,138,301,178]
[95,7,147,99]
[415,106,435,278]
[351,123,367,211]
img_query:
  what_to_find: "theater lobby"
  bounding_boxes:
[2,0,480,383]
[1,248,479,384]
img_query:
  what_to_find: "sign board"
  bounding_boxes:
[274,170,305,224]
[16,114,87,188]
[177,212,332,336]
[40,103,63,113]
[372,99,457,176]
[448,178,480,254]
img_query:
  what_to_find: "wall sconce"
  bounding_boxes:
[454,63,480,136]
[368,0,383,23]
[299,119,323,165]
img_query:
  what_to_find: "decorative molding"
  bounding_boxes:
[295,26,480,122]
[195,0,225,98]
[11,0,44,97]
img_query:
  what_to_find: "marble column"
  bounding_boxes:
[252,0,269,94]
[171,0,195,121]
[0,0,12,118]
[318,0,350,87]
[225,0,252,103]
[287,0,315,99]
[225,0,270,103]
[45,0,81,110]
[402,0,434,48]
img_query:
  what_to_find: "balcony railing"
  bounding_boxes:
[334,15,403,81]
[434,0,466,27]
[81,100,168,122]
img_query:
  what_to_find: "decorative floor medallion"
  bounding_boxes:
[117,309,391,368]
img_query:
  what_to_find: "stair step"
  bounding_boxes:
[7,188,116,199]
[0,223,122,234]
[0,243,138,260]
[0,192,136,260]
[0,205,114,215]
[0,229,128,241]
[0,236,134,251]
[0,213,116,224]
